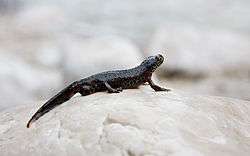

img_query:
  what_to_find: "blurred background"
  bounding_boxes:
[0,0,250,110]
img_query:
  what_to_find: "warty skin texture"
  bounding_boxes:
[27,54,170,128]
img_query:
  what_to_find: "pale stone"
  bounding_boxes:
[0,88,249,156]
[166,77,250,101]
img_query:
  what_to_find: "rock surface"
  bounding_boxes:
[166,77,250,101]
[1,88,250,156]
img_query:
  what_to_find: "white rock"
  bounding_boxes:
[15,5,67,35]
[166,77,250,101]
[61,36,142,81]
[0,53,63,110]
[0,88,249,156]
[32,41,63,68]
[147,23,250,76]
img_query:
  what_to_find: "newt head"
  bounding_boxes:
[141,54,164,72]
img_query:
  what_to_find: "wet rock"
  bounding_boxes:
[0,88,249,156]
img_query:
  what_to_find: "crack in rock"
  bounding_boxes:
[97,116,142,155]
[103,115,140,130]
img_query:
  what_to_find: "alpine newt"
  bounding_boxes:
[27,54,170,128]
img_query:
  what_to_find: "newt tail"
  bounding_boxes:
[26,81,80,128]
[27,54,170,128]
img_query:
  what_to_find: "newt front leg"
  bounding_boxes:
[148,78,170,92]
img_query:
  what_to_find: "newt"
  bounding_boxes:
[27,54,170,128]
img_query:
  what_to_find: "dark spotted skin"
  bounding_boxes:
[27,54,170,128]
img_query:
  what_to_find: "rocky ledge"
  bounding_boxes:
[0,87,250,156]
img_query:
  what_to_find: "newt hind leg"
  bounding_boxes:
[104,82,123,93]
[79,85,95,96]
